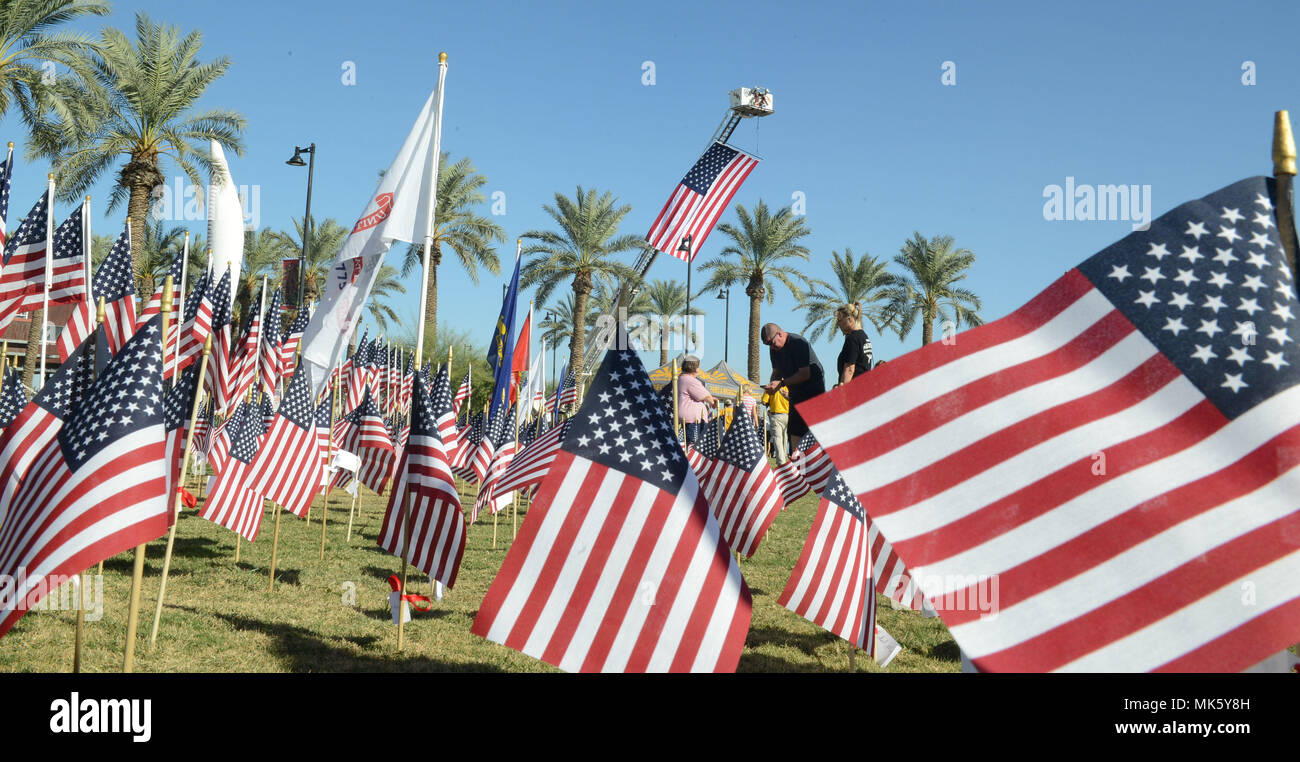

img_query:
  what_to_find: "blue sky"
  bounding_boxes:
[7,0,1298,382]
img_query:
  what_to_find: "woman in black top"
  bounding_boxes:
[834,302,873,387]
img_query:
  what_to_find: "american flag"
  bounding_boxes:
[163,363,201,514]
[0,145,11,250]
[399,353,413,417]
[191,398,213,466]
[344,332,369,412]
[452,367,471,417]
[336,388,395,495]
[0,189,49,322]
[867,513,927,612]
[56,225,136,362]
[258,290,283,397]
[495,418,570,497]
[138,249,183,327]
[472,349,752,672]
[645,141,760,262]
[802,176,1300,672]
[470,401,510,488]
[429,364,462,469]
[175,267,213,374]
[200,400,268,542]
[0,363,27,432]
[778,468,876,654]
[377,372,467,588]
[772,457,811,506]
[470,404,517,524]
[546,364,577,418]
[278,309,309,381]
[314,396,331,491]
[792,431,833,495]
[0,316,170,639]
[696,411,783,558]
[0,329,96,531]
[258,392,276,430]
[227,299,262,407]
[205,402,243,477]
[247,361,324,517]
[47,204,87,305]
[204,269,234,413]
[451,410,484,481]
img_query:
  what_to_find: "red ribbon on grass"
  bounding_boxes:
[386,574,433,612]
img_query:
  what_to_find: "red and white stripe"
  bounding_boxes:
[494,421,568,497]
[802,269,1300,672]
[778,493,875,652]
[200,463,265,543]
[472,450,752,672]
[246,420,322,518]
[772,458,811,506]
[645,145,759,261]
[696,453,783,559]
[470,440,515,525]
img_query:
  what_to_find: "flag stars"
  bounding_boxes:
[1147,242,1171,260]
[1190,344,1218,363]
[1267,325,1292,346]
[1195,319,1222,338]
[1217,226,1242,244]
[1241,274,1266,293]
[1135,290,1159,308]
[1221,207,1244,223]
[1237,297,1262,316]
[1262,351,1289,371]
[1161,317,1188,336]
[1222,373,1248,393]
[1249,231,1272,249]
[1272,302,1294,322]
[1178,246,1204,264]
[1255,193,1274,211]
[1254,211,1275,229]
[1168,292,1193,310]
[1173,269,1198,287]
[1186,221,1209,239]
[1202,294,1227,313]
[1140,267,1166,284]
[1108,264,1132,283]
[1206,271,1232,289]
[1246,251,1269,270]
[1225,346,1253,367]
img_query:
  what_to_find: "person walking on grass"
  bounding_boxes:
[761,323,826,440]
[762,384,791,463]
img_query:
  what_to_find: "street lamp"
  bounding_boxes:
[286,143,316,309]
[544,309,560,388]
[716,289,730,363]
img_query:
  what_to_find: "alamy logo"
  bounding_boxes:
[1043,177,1152,231]
[49,693,151,742]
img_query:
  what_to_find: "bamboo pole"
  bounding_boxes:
[320,366,338,560]
[346,486,358,541]
[267,503,282,592]
[123,277,173,672]
[148,334,214,648]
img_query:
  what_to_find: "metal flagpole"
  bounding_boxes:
[124,277,173,672]
[397,50,448,652]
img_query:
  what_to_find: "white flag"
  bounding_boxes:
[207,140,244,312]
[300,61,447,396]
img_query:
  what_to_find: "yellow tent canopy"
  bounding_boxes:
[648,356,762,399]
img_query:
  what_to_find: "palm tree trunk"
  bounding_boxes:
[921,300,935,346]
[422,242,441,354]
[660,315,668,367]
[745,277,765,383]
[570,281,592,383]
[21,308,42,392]
[127,177,156,297]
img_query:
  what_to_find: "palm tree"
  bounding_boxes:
[540,295,579,363]
[364,265,406,333]
[884,232,984,346]
[36,12,246,295]
[799,248,897,342]
[235,227,291,327]
[270,215,349,303]
[520,186,642,382]
[398,153,504,345]
[696,200,813,382]
[642,279,701,366]
[0,0,107,128]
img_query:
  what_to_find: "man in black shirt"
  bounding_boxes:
[760,323,826,439]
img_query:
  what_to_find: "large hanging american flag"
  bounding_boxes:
[0,317,170,638]
[377,372,467,588]
[645,141,760,261]
[802,176,1300,672]
[778,468,876,654]
[472,349,752,672]
[696,410,783,558]
[57,225,135,362]
[200,400,269,542]
[47,204,87,305]
[247,361,324,517]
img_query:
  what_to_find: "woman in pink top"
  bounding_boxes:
[677,356,716,444]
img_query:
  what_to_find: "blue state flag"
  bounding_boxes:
[486,252,522,421]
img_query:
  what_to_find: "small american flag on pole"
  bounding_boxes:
[696,410,783,558]
[56,224,135,362]
[47,203,87,305]
[494,418,570,497]
[0,189,50,319]
[199,400,269,542]
[472,349,752,672]
[247,360,324,517]
[377,372,466,588]
[802,176,1300,672]
[645,141,760,261]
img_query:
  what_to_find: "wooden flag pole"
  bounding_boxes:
[1273,110,1298,297]
[671,356,679,439]
[123,277,173,672]
[267,503,282,592]
[346,485,358,541]
[148,333,214,648]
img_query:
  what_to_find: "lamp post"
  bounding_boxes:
[286,143,316,309]
[544,309,559,388]
[716,288,730,363]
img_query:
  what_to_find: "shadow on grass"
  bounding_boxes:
[745,625,841,655]
[921,638,961,663]
[233,562,301,587]
[211,611,501,672]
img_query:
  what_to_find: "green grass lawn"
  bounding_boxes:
[0,476,960,673]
